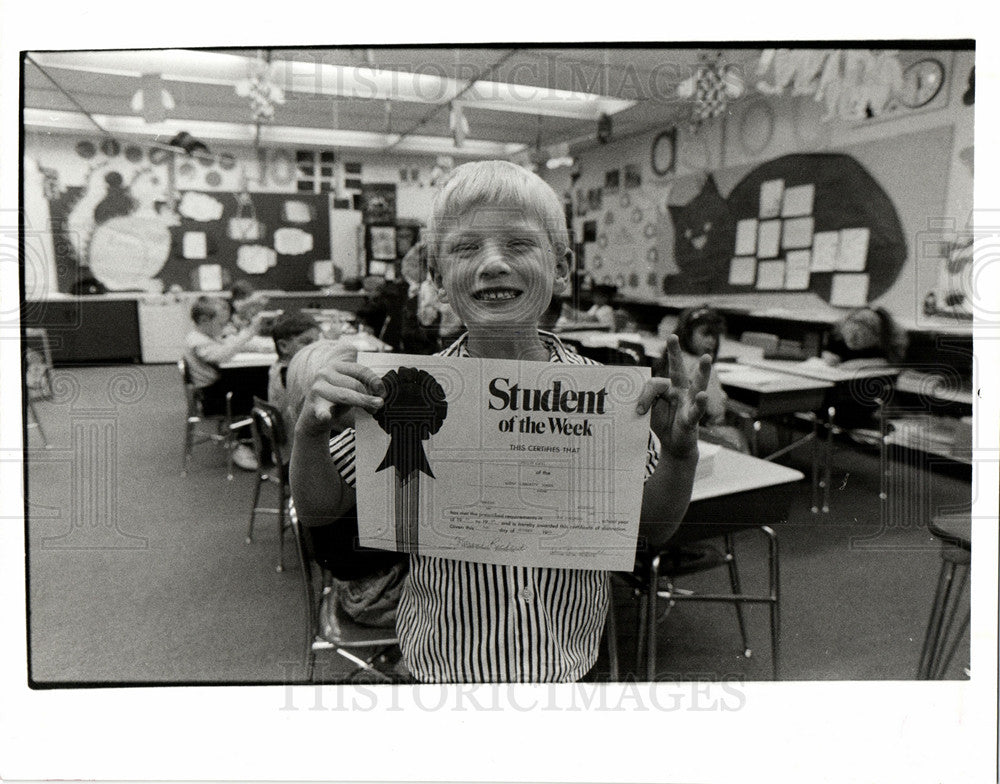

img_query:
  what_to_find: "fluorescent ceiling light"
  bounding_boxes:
[22,108,526,158]
[28,49,635,120]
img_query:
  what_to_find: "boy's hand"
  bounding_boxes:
[635,335,710,459]
[295,362,386,438]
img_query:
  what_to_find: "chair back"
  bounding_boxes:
[617,340,649,366]
[250,396,288,474]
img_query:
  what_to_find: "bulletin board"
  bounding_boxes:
[158,191,332,292]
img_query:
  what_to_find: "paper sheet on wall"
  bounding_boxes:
[182,232,207,259]
[759,179,785,219]
[781,183,815,217]
[784,249,812,290]
[734,218,758,256]
[755,260,785,290]
[830,273,870,307]
[197,264,223,291]
[757,219,782,258]
[353,353,652,571]
[836,227,870,271]
[811,231,839,272]
[781,216,814,250]
[729,256,757,286]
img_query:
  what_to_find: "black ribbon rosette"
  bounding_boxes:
[372,367,448,553]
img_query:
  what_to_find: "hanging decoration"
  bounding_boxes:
[677,53,745,129]
[130,73,175,124]
[449,102,469,148]
[755,49,904,121]
[235,51,285,124]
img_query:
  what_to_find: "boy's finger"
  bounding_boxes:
[665,335,690,388]
[327,362,388,398]
[636,378,670,415]
[692,354,712,394]
[683,390,709,427]
[311,379,384,413]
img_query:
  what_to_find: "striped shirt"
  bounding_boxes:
[328,331,660,682]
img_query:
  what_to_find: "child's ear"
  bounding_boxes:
[552,247,573,295]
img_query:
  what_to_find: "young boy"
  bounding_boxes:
[185,295,272,469]
[267,310,322,418]
[290,160,709,683]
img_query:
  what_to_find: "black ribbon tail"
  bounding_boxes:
[376,435,435,480]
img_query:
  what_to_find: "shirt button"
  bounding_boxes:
[519,587,533,600]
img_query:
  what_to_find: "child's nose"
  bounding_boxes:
[479,242,512,275]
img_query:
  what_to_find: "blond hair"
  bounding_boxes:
[426,160,569,267]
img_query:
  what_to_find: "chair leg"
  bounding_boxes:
[918,561,955,679]
[276,486,287,573]
[225,393,235,481]
[182,417,195,475]
[634,592,647,677]
[646,555,664,682]
[246,474,264,544]
[934,609,970,680]
[724,533,752,659]
[762,525,781,680]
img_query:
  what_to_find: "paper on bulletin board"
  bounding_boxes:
[784,249,811,290]
[781,183,815,217]
[757,220,782,258]
[182,232,207,259]
[353,353,652,571]
[830,273,870,307]
[755,259,785,290]
[811,231,839,272]
[729,256,757,286]
[781,216,814,250]
[734,218,758,256]
[759,179,785,219]
[197,264,223,291]
[836,227,870,271]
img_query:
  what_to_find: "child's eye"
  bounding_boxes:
[450,243,479,256]
[507,238,536,251]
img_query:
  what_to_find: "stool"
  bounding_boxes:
[916,514,971,679]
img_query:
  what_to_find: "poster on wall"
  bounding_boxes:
[360,183,398,225]
[369,225,398,261]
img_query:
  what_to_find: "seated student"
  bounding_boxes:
[290,160,710,683]
[655,306,748,453]
[398,241,441,355]
[185,295,273,470]
[556,283,618,330]
[267,311,322,457]
[821,306,907,368]
[284,338,409,629]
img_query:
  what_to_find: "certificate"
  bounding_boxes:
[354,353,653,571]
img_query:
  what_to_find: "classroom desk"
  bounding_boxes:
[555,329,668,362]
[740,357,901,513]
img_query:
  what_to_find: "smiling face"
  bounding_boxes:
[433,206,569,332]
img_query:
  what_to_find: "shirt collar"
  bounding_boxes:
[442,330,571,363]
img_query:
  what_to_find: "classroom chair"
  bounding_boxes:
[178,357,237,480]
[247,397,291,573]
[917,513,971,679]
[616,521,781,681]
[288,504,400,683]
[617,340,651,367]
[24,327,54,449]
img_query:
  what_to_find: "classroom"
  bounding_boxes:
[19,44,980,690]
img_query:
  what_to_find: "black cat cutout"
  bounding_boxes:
[667,174,735,295]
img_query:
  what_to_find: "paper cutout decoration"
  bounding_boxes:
[283,200,313,223]
[182,232,208,259]
[811,231,839,272]
[782,216,814,249]
[666,174,736,294]
[735,218,758,255]
[228,217,263,241]
[274,226,314,255]
[836,227,870,271]
[197,264,223,291]
[312,260,336,286]
[237,244,278,274]
[830,273,870,307]
[757,219,782,258]
[369,226,397,261]
[755,260,785,289]
[729,256,757,286]
[759,179,784,219]
[781,184,815,217]
[178,192,224,221]
[784,249,812,290]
